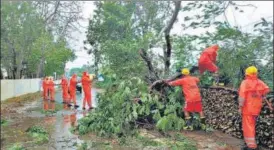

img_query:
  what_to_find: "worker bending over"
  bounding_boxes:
[238,66,272,150]
[198,44,220,85]
[165,68,206,130]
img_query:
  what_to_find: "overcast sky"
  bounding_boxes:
[66,1,273,69]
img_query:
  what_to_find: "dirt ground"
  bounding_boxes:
[0,89,267,150]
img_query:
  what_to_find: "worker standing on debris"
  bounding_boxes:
[69,74,79,108]
[61,75,70,103]
[198,44,219,85]
[165,68,206,130]
[81,72,92,110]
[48,76,55,101]
[238,66,272,150]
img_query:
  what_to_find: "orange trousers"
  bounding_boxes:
[83,86,92,108]
[242,115,258,149]
[43,87,49,100]
[198,61,218,74]
[49,87,55,100]
[69,88,76,105]
[62,86,70,102]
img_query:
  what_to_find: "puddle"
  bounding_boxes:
[1,88,99,150]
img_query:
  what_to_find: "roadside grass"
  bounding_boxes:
[2,92,41,105]
[8,143,25,150]
[1,119,9,126]
[26,125,49,144]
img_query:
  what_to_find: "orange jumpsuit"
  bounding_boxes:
[168,75,202,112]
[69,74,78,105]
[81,72,92,109]
[198,45,219,74]
[42,79,47,99]
[44,78,50,100]
[61,76,70,103]
[48,79,55,101]
[238,75,269,149]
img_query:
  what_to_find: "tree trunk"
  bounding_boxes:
[94,47,99,76]
[0,69,3,79]
[163,1,181,76]
[164,34,171,76]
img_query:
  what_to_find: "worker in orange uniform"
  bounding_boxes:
[42,77,48,100]
[60,75,70,104]
[81,72,92,110]
[238,66,272,150]
[48,76,55,101]
[44,77,50,100]
[165,68,206,130]
[68,74,79,108]
[198,44,219,85]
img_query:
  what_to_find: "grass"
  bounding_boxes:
[1,119,8,126]
[2,92,41,105]
[8,143,25,150]
[168,133,197,150]
[26,125,49,144]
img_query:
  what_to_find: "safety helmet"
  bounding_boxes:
[245,66,258,76]
[181,68,190,75]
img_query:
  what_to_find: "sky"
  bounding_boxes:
[65,1,273,70]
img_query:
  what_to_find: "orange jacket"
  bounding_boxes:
[239,75,270,115]
[81,72,91,89]
[168,75,201,102]
[69,74,77,91]
[199,45,219,64]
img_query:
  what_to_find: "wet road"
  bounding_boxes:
[1,88,101,150]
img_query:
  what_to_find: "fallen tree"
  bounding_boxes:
[76,76,273,149]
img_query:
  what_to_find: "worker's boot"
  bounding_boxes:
[241,144,259,150]
[200,117,206,130]
[183,117,193,131]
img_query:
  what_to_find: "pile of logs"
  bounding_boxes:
[201,87,273,149]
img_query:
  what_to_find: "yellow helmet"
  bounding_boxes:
[181,68,190,75]
[245,66,258,75]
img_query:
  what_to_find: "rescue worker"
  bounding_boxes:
[48,76,55,101]
[60,75,70,103]
[44,76,50,100]
[81,72,92,110]
[165,68,206,130]
[42,77,48,100]
[238,66,272,150]
[198,44,219,85]
[69,74,79,108]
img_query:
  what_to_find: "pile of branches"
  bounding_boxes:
[201,87,273,149]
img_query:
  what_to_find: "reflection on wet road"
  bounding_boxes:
[1,88,101,150]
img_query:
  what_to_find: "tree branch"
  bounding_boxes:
[45,0,61,23]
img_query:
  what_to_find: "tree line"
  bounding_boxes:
[1,1,84,79]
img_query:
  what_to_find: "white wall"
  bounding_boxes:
[1,79,60,101]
